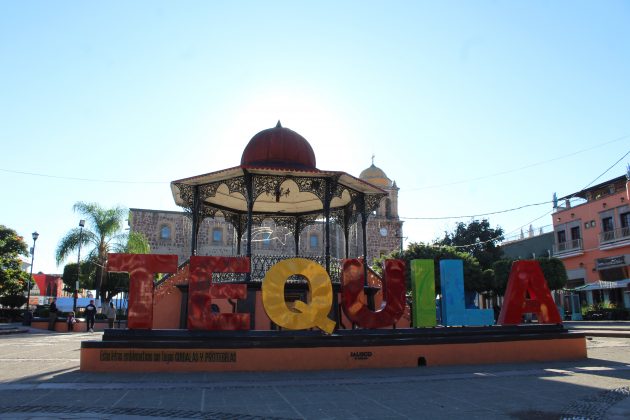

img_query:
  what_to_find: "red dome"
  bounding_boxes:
[241,121,317,169]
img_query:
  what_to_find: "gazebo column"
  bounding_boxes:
[294,218,301,256]
[244,171,254,268]
[343,207,351,258]
[235,216,243,256]
[242,172,257,329]
[324,179,332,274]
[190,185,201,256]
[359,194,368,281]
[359,193,375,311]
[361,211,368,282]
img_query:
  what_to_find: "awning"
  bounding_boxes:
[572,279,630,291]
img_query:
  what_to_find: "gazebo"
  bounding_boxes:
[170,121,387,279]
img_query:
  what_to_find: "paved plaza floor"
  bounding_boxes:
[0,325,629,419]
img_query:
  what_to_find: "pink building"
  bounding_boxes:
[552,173,630,309]
[32,273,64,300]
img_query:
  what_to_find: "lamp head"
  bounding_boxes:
[32,231,39,241]
[79,220,85,228]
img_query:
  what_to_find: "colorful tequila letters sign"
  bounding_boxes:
[107,254,562,332]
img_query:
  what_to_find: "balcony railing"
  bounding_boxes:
[553,238,583,255]
[599,227,630,244]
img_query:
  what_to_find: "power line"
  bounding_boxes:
[417,149,630,250]
[416,210,553,251]
[501,224,554,242]
[502,210,554,242]
[577,149,630,191]
[403,134,630,192]
[0,168,169,184]
[2,135,628,188]
[400,200,551,220]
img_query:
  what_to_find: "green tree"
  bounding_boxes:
[60,261,93,294]
[536,257,568,291]
[491,259,513,296]
[56,202,150,301]
[114,231,150,254]
[0,225,30,308]
[374,242,485,294]
[435,219,504,270]
[492,257,568,294]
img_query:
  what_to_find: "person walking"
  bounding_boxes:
[48,298,58,331]
[104,301,116,329]
[85,299,97,332]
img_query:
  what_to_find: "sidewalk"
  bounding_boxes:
[0,322,27,335]
[564,321,630,338]
[0,327,629,419]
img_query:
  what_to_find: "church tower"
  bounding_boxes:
[358,159,404,258]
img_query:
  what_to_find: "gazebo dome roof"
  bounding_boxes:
[241,121,317,169]
[359,163,392,188]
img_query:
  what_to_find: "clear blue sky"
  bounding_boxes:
[1,1,629,274]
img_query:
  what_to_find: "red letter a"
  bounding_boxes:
[497,260,562,325]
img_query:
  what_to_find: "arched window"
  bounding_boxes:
[159,225,171,240]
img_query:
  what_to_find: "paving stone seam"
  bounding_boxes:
[561,386,630,420]
[0,404,299,420]
[2,364,629,392]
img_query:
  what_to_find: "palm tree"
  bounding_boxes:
[56,202,149,300]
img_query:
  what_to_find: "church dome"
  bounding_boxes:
[359,163,392,188]
[241,121,317,170]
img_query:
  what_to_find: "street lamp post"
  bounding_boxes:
[24,231,39,325]
[396,230,406,253]
[73,220,85,313]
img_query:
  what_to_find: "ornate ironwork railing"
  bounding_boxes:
[154,254,344,286]
[599,227,630,244]
[552,238,583,255]
[197,254,343,284]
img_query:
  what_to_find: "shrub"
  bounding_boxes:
[0,308,24,322]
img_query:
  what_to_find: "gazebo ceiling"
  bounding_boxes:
[171,166,385,216]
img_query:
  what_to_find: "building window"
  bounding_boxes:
[309,234,319,249]
[570,226,581,241]
[602,217,614,232]
[602,216,614,241]
[621,212,630,237]
[557,230,566,244]
[212,228,223,244]
[159,225,171,240]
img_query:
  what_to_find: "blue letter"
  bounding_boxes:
[440,260,493,326]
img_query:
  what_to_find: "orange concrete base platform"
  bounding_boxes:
[32,320,123,332]
[80,327,587,372]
